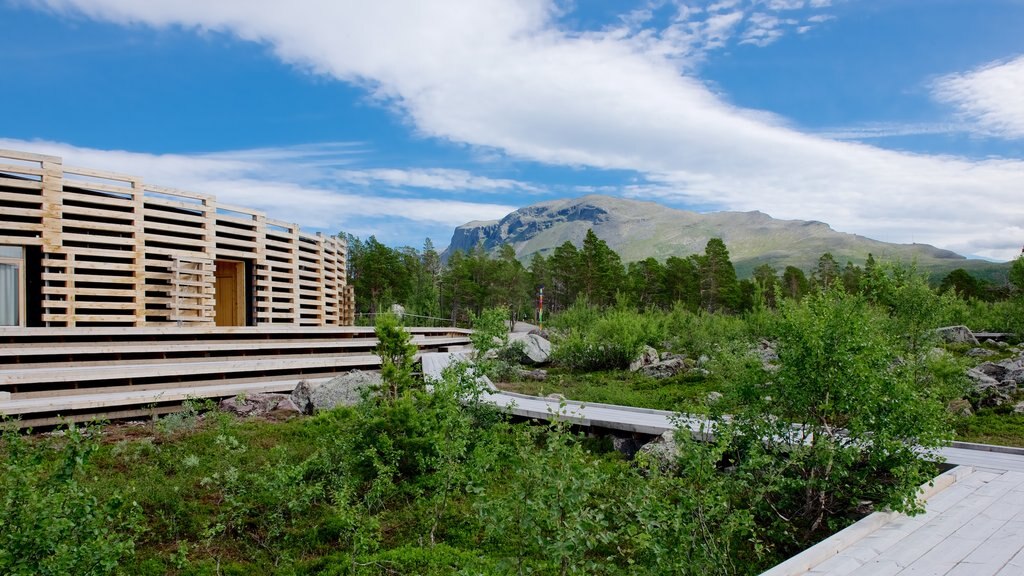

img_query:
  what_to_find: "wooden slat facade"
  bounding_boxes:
[0,149,355,327]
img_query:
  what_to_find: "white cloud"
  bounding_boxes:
[17,0,1024,261]
[0,138,516,234]
[333,168,542,193]
[933,54,1024,139]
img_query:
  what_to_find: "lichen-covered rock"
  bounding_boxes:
[946,398,973,417]
[967,347,996,358]
[291,371,382,414]
[936,325,979,345]
[219,393,299,417]
[640,357,687,379]
[629,345,660,372]
[637,430,680,472]
[517,368,548,381]
[706,391,724,404]
[507,332,552,365]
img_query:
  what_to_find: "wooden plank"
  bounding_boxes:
[61,203,134,220]
[62,179,135,196]
[61,189,135,209]
[63,164,137,184]
[59,219,137,234]
[0,163,44,177]
[142,206,205,223]
[0,206,42,218]
[0,148,58,164]
[42,314,135,324]
[44,259,136,272]
[0,221,43,231]
[42,273,137,285]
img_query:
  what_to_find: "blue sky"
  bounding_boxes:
[1,0,1023,260]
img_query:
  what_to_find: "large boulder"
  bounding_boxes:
[291,370,382,414]
[640,357,687,379]
[507,332,552,365]
[936,325,979,345]
[629,345,660,372]
[219,393,301,417]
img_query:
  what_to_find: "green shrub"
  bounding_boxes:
[551,307,666,371]
[0,424,143,576]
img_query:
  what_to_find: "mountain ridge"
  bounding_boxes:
[443,195,1005,279]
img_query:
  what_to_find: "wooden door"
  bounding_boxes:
[214,260,245,326]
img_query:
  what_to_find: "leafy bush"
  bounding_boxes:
[719,289,953,550]
[0,424,142,576]
[551,307,666,371]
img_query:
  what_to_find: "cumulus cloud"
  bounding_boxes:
[16,0,1024,260]
[933,54,1024,139]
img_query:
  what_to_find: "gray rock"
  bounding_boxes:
[696,354,710,368]
[219,393,295,417]
[273,397,303,415]
[291,371,382,414]
[966,347,996,357]
[996,341,1011,349]
[629,345,660,372]
[1007,369,1024,385]
[507,332,552,365]
[1015,402,1024,415]
[999,380,1018,393]
[947,398,973,417]
[976,362,1009,380]
[967,368,1001,390]
[527,328,551,340]
[517,368,548,381]
[640,357,687,379]
[637,430,680,472]
[660,352,686,362]
[706,391,724,404]
[611,436,644,458]
[755,339,779,371]
[936,325,979,345]
[979,389,1013,408]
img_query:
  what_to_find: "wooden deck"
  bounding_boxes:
[0,326,472,427]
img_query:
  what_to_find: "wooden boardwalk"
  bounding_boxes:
[423,352,1024,576]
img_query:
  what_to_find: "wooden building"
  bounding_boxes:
[0,148,354,328]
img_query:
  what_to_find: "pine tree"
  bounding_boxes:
[698,238,740,313]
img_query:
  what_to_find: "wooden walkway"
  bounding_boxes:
[423,351,1024,576]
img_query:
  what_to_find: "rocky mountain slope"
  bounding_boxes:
[444,195,1008,279]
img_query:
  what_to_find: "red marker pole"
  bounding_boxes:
[538,286,544,330]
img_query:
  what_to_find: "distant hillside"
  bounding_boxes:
[444,195,1010,280]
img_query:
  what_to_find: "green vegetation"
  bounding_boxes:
[4,237,1022,574]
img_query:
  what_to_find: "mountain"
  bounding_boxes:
[444,195,1009,280]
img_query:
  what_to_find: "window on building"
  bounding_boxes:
[0,246,25,327]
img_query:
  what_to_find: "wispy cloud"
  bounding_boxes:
[813,121,970,140]
[933,54,1024,139]
[16,0,1024,260]
[0,138,517,235]
[332,168,542,194]
[595,0,835,66]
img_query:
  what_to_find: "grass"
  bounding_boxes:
[955,409,1024,448]
[496,368,727,414]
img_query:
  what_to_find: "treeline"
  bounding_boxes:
[344,230,1024,323]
